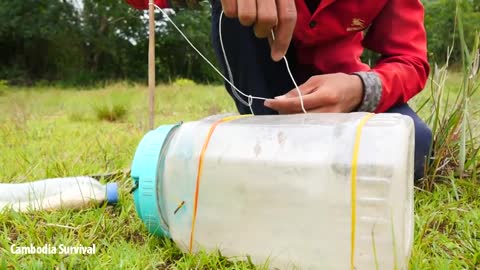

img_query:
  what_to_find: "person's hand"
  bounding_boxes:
[264,73,364,114]
[221,0,297,62]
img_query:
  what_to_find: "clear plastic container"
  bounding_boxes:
[131,113,414,270]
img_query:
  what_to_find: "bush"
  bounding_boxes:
[0,80,7,96]
[172,78,196,87]
[94,103,129,122]
[419,2,480,189]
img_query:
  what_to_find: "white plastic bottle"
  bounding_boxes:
[131,113,414,270]
[0,177,118,212]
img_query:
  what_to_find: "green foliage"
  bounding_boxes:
[94,103,129,122]
[0,2,479,269]
[423,0,480,65]
[0,0,82,84]
[360,49,381,67]
[68,111,88,122]
[0,80,479,268]
[0,80,7,96]
[81,0,147,81]
[413,1,480,189]
[172,78,196,87]
[0,0,479,85]
[0,0,218,85]
[155,1,220,83]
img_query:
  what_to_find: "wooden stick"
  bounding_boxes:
[148,0,155,130]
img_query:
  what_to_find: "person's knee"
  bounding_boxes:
[413,117,433,178]
[386,104,432,180]
[416,119,433,148]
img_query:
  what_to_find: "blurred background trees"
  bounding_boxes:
[0,0,478,86]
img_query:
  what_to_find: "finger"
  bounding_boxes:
[221,0,237,17]
[308,106,343,113]
[283,84,315,99]
[267,34,273,47]
[271,0,296,61]
[254,0,278,38]
[264,91,332,114]
[237,0,257,26]
[277,76,322,98]
[276,86,313,101]
[276,105,339,115]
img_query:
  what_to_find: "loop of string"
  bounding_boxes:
[218,11,249,108]
[152,4,306,114]
[247,95,254,115]
[268,31,306,114]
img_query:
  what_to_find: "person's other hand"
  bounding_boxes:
[221,0,297,62]
[264,73,365,114]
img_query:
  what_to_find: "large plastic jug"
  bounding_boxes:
[131,113,414,270]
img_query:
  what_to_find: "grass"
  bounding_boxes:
[0,74,479,269]
[0,82,257,269]
[93,103,129,122]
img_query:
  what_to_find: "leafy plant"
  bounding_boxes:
[173,78,196,87]
[94,103,129,122]
[419,0,480,189]
[0,80,7,96]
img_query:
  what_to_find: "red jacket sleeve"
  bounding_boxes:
[125,0,169,10]
[363,0,430,113]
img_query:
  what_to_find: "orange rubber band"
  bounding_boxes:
[189,115,250,253]
[187,112,373,265]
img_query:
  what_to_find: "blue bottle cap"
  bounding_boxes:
[106,182,119,205]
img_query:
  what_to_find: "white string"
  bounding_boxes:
[248,95,255,115]
[269,30,307,114]
[153,4,266,102]
[152,4,307,114]
[218,12,250,108]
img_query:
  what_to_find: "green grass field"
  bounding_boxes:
[0,76,479,269]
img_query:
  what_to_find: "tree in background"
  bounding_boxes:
[0,0,478,85]
[155,1,219,83]
[0,0,81,84]
[0,0,217,85]
[423,0,480,65]
[81,0,148,83]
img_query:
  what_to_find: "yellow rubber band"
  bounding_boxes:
[351,113,375,270]
[188,112,373,264]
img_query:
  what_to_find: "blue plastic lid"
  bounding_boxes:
[130,124,180,238]
[106,183,119,205]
